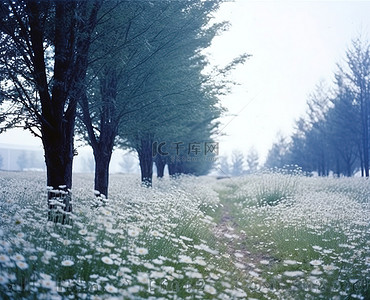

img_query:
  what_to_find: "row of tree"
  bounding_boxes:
[0,0,247,220]
[218,148,259,177]
[265,38,370,177]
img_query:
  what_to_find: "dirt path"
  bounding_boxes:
[213,200,274,275]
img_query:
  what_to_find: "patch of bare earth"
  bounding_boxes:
[213,201,275,282]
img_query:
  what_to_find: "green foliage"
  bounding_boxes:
[216,172,369,299]
[255,169,299,207]
[0,172,248,299]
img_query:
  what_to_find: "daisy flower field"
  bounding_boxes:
[0,170,368,299]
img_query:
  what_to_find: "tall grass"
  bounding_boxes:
[0,171,369,299]
[216,170,369,299]
[0,172,248,299]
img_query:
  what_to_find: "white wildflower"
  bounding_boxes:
[135,247,148,255]
[101,256,114,265]
[78,229,88,235]
[137,273,149,284]
[16,261,28,270]
[185,271,203,279]
[105,284,118,293]
[310,260,323,266]
[61,260,74,267]
[0,254,10,263]
[127,227,141,237]
[204,284,217,295]
[11,254,25,261]
[179,255,193,264]
[283,271,305,277]
[283,259,298,265]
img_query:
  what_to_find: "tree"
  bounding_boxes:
[326,80,360,176]
[246,147,259,173]
[0,0,102,222]
[336,38,370,177]
[78,0,235,191]
[265,133,290,169]
[116,0,245,186]
[218,155,230,176]
[266,38,370,177]
[231,150,244,176]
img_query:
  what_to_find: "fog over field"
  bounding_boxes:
[0,0,369,299]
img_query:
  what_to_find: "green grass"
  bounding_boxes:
[215,171,370,299]
[0,171,369,299]
[0,172,249,299]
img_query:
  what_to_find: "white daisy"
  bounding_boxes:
[11,254,25,261]
[283,259,298,265]
[135,247,148,255]
[85,236,96,242]
[185,271,203,279]
[40,279,56,289]
[137,272,149,284]
[101,256,113,265]
[127,285,141,293]
[127,227,141,237]
[204,284,217,295]
[16,261,29,270]
[0,254,10,263]
[61,260,74,267]
[78,229,88,235]
[310,260,323,266]
[0,274,9,285]
[178,255,193,264]
[283,271,305,277]
[105,284,118,293]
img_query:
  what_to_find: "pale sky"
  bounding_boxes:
[209,0,370,162]
[0,0,370,167]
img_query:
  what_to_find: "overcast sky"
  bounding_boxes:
[0,0,370,166]
[209,0,370,162]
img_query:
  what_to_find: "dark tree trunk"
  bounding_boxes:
[168,160,184,177]
[360,87,369,177]
[138,139,153,187]
[26,1,101,223]
[80,67,118,198]
[93,149,113,198]
[168,161,176,176]
[155,155,166,178]
[42,114,75,224]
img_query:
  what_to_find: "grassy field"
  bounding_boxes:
[0,170,369,299]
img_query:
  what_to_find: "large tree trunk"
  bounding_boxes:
[42,112,75,224]
[138,139,153,187]
[27,1,101,223]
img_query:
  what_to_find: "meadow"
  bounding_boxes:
[0,170,369,299]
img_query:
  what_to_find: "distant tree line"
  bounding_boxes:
[265,38,370,177]
[0,0,247,221]
[217,148,259,177]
